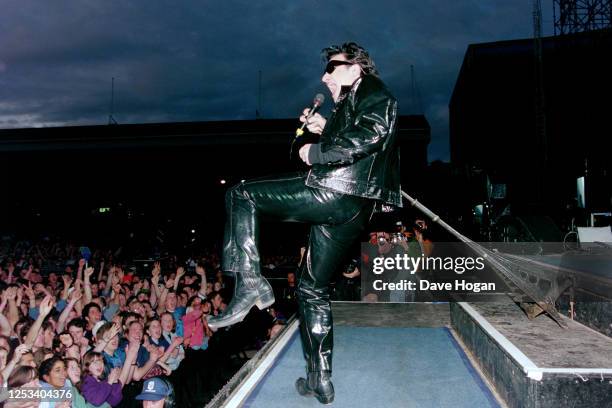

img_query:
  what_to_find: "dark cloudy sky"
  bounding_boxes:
[0,1,555,161]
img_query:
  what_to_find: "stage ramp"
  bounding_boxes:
[451,297,612,408]
[208,303,501,408]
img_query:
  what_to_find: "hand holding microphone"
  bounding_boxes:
[296,93,326,136]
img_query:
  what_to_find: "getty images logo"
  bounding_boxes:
[372,254,486,275]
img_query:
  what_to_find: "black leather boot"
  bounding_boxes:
[295,370,334,405]
[207,272,274,330]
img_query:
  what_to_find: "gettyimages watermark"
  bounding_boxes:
[358,241,603,303]
[370,253,492,292]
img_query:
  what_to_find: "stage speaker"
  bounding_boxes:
[577,226,612,243]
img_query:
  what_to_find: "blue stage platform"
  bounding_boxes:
[240,324,499,408]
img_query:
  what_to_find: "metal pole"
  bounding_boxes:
[401,190,566,327]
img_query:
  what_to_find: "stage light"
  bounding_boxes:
[220,179,226,185]
[191,229,196,234]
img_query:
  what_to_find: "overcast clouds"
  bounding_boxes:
[0,1,555,161]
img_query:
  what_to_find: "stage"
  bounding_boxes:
[207,299,612,407]
[451,296,612,408]
[207,303,501,407]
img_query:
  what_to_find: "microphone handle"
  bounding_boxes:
[295,104,320,136]
[291,101,322,160]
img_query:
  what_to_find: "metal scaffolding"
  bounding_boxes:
[554,0,612,35]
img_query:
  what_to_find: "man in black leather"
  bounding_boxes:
[207,42,400,404]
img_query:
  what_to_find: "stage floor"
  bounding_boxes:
[240,303,500,408]
[468,297,612,369]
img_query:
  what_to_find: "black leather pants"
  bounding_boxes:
[222,172,374,373]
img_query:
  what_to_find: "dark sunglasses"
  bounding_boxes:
[324,60,353,74]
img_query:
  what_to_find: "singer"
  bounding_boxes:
[207,42,401,404]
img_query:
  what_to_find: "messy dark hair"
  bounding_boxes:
[321,42,378,77]
[39,355,65,383]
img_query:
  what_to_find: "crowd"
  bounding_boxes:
[0,238,297,408]
[0,217,429,407]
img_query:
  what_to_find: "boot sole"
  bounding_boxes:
[208,291,275,330]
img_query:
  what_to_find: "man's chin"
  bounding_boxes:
[325,85,339,101]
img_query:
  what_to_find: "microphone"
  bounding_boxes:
[295,93,325,137]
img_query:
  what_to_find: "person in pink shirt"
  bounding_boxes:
[181,297,211,350]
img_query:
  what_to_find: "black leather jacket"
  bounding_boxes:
[306,75,402,207]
